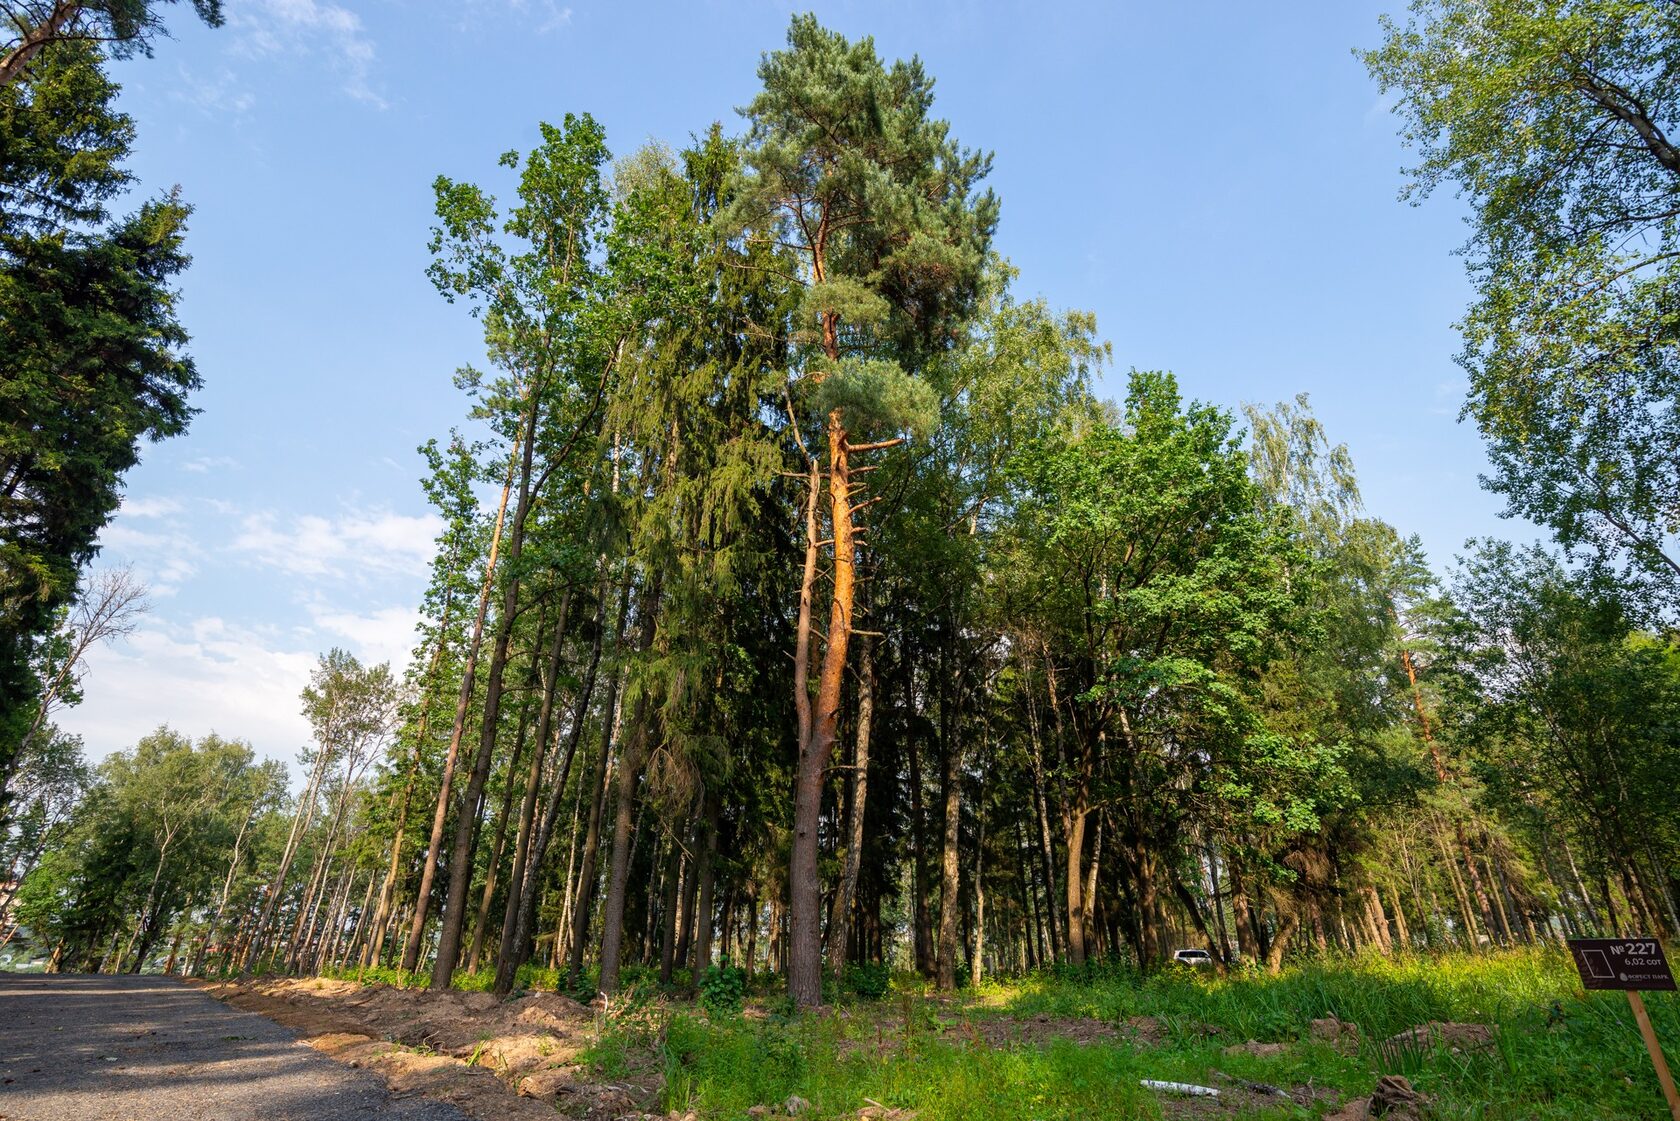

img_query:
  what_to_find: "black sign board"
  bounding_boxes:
[1568,937,1677,991]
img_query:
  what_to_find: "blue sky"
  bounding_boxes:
[60,0,1525,766]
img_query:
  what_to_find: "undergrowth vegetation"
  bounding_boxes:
[580,949,1679,1121]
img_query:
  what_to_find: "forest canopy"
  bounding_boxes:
[2,9,1677,1035]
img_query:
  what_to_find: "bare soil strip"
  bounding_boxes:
[192,977,662,1120]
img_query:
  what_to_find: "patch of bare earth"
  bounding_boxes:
[190,978,659,1120]
[1147,1072,1342,1120]
[834,1010,1150,1061]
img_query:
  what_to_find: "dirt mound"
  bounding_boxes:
[194,977,656,1120]
[835,1010,1138,1060]
[1379,1020,1495,1062]
[1310,1016,1361,1053]
[1143,1072,1342,1119]
[1325,1073,1428,1120]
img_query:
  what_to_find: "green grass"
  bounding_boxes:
[589,948,1680,1121]
[658,1015,1163,1121]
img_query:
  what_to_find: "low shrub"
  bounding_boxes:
[700,961,746,1017]
[844,961,890,1000]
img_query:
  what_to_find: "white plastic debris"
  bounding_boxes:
[1140,1079,1221,1097]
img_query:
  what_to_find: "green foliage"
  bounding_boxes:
[699,961,746,1017]
[843,961,890,1000]
[0,726,88,935]
[1365,0,1680,603]
[0,40,200,788]
[809,357,938,440]
[1439,540,1680,906]
[595,950,1677,1120]
[737,10,997,442]
[0,0,226,81]
[23,727,278,970]
[998,369,1323,957]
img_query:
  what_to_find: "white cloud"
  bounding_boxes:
[526,0,573,34]
[57,605,425,767]
[182,454,240,474]
[1364,88,1401,125]
[308,602,423,671]
[98,521,199,594]
[171,63,257,116]
[119,496,185,519]
[59,485,445,774]
[55,618,318,767]
[232,507,442,580]
[1432,376,1468,417]
[232,0,387,108]
[458,0,572,36]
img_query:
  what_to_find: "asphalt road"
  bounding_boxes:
[0,973,471,1121]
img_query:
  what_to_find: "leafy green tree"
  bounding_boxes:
[0,726,87,948]
[1442,541,1680,934]
[416,113,623,989]
[0,40,198,789]
[856,265,1104,987]
[244,649,396,971]
[1242,396,1438,963]
[545,133,794,998]
[30,728,260,971]
[998,371,1305,966]
[1366,1,1680,602]
[359,434,487,970]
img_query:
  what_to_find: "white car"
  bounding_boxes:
[1171,948,1214,967]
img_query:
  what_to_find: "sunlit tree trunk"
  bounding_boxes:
[827,631,873,982]
[430,415,541,988]
[402,436,522,973]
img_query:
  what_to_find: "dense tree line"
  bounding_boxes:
[5,5,1680,1007]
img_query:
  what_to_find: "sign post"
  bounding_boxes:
[1568,937,1680,1121]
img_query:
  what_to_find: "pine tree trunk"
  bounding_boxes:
[430,505,533,988]
[789,413,860,1009]
[970,813,984,988]
[0,1,80,91]
[673,819,700,975]
[658,840,685,984]
[493,588,600,994]
[827,631,873,982]
[909,724,933,975]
